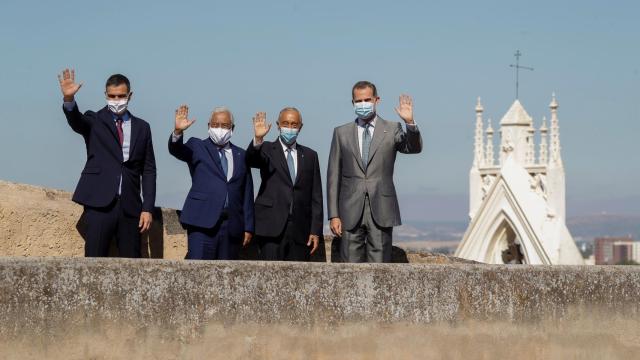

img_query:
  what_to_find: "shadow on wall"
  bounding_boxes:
[76,207,166,258]
[330,237,409,263]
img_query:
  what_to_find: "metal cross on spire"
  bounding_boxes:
[509,50,534,99]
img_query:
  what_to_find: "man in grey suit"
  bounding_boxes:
[327,81,422,263]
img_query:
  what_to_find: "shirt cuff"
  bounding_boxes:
[406,122,419,132]
[63,100,77,112]
[171,132,182,142]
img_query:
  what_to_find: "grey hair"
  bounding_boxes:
[211,106,234,125]
[278,107,303,123]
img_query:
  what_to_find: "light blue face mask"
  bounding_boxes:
[279,127,299,145]
[354,101,375,119]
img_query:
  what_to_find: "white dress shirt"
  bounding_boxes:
[278,138,298,175]
[356,116,377,157]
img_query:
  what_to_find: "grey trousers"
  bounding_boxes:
[340,196,393,263]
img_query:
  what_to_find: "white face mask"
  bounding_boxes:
[107,98,129,114]
[208,127,233,146]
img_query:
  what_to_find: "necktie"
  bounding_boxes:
[219,148,228,179]
[219,148,229,208]
[286,148,296,183]
[115,117,124,146]
[362,123,372,170]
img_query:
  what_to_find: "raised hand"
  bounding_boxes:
[174,104,196,135]
[252,111,271,142]
[394,94,414,124]
[57,68,83,101]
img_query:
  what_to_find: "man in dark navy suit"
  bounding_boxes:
[247,108,323,261]
[58,68,156,257]
[169,105,254,260]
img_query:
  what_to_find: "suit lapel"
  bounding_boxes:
[98,108,123,161]
[350,122,365,172]
[272,141,293,186]
[99,107,119,143]
[294,145,304,186]
[229,143,241,181]
[204,138,225,179]
[366,117,389,165]
[128,114,141,158]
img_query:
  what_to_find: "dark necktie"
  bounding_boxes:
[219,148,229,208]
[115,117,124,147]
[362,123,372,170]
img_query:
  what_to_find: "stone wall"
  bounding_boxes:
[3,180,640,359]
[0,258,639,359]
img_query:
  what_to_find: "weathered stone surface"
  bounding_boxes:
[3,180,639,358]
[0,257,639,359]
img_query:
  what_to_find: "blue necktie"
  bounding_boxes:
[219,148,228,179]
[362,123,372,170]
[219,148,228,208]
[286,148,296,183]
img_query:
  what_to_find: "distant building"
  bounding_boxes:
[595,236,636,265]
[455,95,584,264]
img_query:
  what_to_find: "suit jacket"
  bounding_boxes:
[169,136,254,238]
[63,104,156,217]
[246,139,323,244]
[327,117,422,230]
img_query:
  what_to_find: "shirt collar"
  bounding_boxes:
[217,142,232,151]
[356,115,377,128]
[111,111,131,122]
[279,137,297,152]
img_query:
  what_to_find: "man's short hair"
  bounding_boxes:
[105,74,131,92]
[211,106,235,125]
[352,81,378,99]
[279,107,303,123]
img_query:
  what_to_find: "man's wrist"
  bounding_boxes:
[63,95,75,103]
[173,129,183,136]
[254,137,264,145]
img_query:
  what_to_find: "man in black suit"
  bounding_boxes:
[246,108,323,261]
[58,68,156,257]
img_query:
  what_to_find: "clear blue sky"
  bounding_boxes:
[1,0,638,220]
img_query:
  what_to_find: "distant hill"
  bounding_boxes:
[567,214,640,241]
[398,214,640,244]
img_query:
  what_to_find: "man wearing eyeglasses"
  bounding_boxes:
[327,81,423,263]
[169,105,254,260]
[58,68,157,257]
